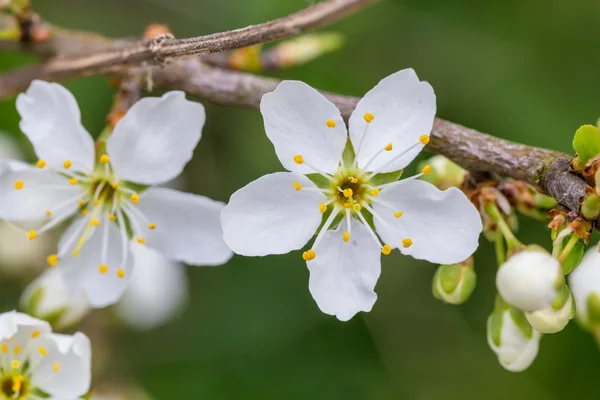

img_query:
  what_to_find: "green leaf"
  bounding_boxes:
[572,124,600,169]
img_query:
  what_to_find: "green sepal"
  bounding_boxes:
[437,264,462,294]
[369,169,403,186]
[572,124,600,170]
[341,139,356,167]
[582,193,600,220]
[22,286,44,315]
[559,235,585,275]
[586,293,600,327]
[488,311,504,347]
[39,306,70,328]
[509,307,533,339]
[551,284,571,311]
[534,192,558,210]
[306,173,330,188]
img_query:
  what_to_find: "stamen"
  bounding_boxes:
[364,112,375,123]
[293,181,302,191]
[81,209,89,216]
[136,237,145,244]
[68,178,78,185]
[11,360,19,369]
[36,160,46,168]
[326,119,336,128]
[108,214,116,221]
[12,375,23,393]
[311,207,341,252]
[353,204,361,211]
[394,211,403,218]
[402,238,413,248]
[319,203,327,213]
[420,135,430,145]
[53,362,60,372]
[130,193,140,204]
[72,207,102,257]
[98,264,108,274]
[100,155,110,164]
[343,188,353,198]
[302,249,316,261]
[116,211,130,270]
[354,120,372,165]
[355,210,385,250]
[370,188,380,196]
[63,160,72,169]
[361,203,393,230]
[345,208,352,235]
[100,214,110,273]
[117,268,125,279]
[1,344,6,353]
[362,143,395,171]
[78,200,85,207]
[384,143,393,151]
[111,182,119,189]
[366,139,426,178]
[58,216,89,257]
[31,330,40,339]
[293,154,304,164]
[37,347,47,355]
[148,223,156,230]
[91,218,101,227]
[422,165,432,175]
[45,210,52,216]
[382,244,392,255]
[27,230,37,240]
[344,202,351,208]
[13,346,21,355]
[14,180,24,190]
[343,232,350,242]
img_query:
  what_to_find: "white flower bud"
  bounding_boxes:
[568,246,600,328]
[487,308,540,372]
[525,285,574,333]
[432,262,476,305]
[496,249,563,312]
[20,268,90,330]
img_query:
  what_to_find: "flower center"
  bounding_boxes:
[330,166,371,211]
[1,375,29,399]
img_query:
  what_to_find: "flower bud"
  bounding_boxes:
[496,248,563,312]
[569,246,600,329]
[487,307,540,372]
[20,268,90,330]
[525,284,574,333]
[432,259,476,305]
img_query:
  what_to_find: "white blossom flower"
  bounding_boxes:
[487,309,540,372]
[569,246,600,328]
[221,69,482,321]
[0,81,232,308]
[115,243,188,330]
[0,310,91,399]
[20,267,90,330]
[496,249,563,312]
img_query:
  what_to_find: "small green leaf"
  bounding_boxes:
[572,124,600,170]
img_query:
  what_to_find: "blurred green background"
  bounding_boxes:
[2,0,600,399]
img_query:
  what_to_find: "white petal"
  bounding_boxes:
[59,222,134,308]
[16,81,95,173]
[116,243,188,330]
[568,246,600,325]
[260,81,347,174]
[134,187,232,265]
[221,172,325,256]
[107,91,205,185]
[496,250,561,312]
[0,310,50,341]
[0,162,80,221]
[487,311,540,372]
[0,133,24,161]
[373,179,482,264]
[308,219,381,321]
[349,69,436,173]
[30,332,91,398]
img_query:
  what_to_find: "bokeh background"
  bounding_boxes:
[2,0,600,398]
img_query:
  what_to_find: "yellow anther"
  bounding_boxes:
[68,178,78,185]
[148,223,156,230]
[349,177,358,184]
[78,200,85,207]
[117,268,125,279]
[72,250,80,257]
[98,264,108,274]
[370,188,380,196]
[344,202,351,208]
[1,344,7,353]
[293,181,302,191]
[301,249,316,261]
[14,180,24,190]
[402,238,413,248]
[422,165,432,175]
[293,154,304,164]
[46,254,58,267]
[31,330,40,339]
[63,160,72,169]
[384,143,393,151]
[382,244,392,255]
[36,159,46,168]
[420,134,430,145]
[108,214,116,221]
[91,218,101,227]
[136,237,145,244]
[99,154,110,164]
[13,346,21,355]
[343,232,350,242]
[394,211,403,218]
[38,347,47,355]
[27,230,37,240]
[364,112,375,123]
[326,119,336,128]
[45,210,52,217]
[319,203,327,213]
[81,209,89,216]
[353,203,361,211]
[53,362,60,372]
[130,193,139,204]
[12,360,20,369]
[111,182,118,189]
[343,188,353,198]
[93,200,100,206]
[12,375,23,393]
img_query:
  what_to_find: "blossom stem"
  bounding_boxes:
[495,233,506,267]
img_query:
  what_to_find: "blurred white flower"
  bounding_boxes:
[569,246,600,328]
[487,308,540,372]
[20,267,90,330]
[0,310,91,398]
[496,249,563,312]
[0,81,232,308]
[221,69,482,321]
